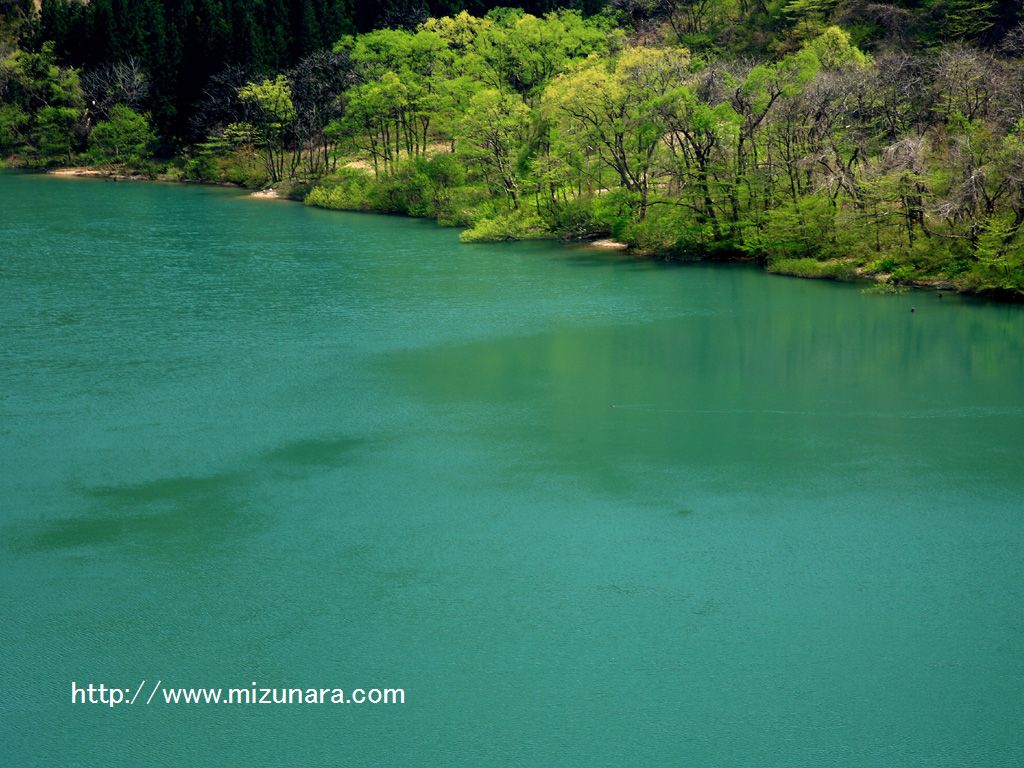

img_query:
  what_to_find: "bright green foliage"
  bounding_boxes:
[420,12,491,51]
[966,214,1024,295]
[543,47,691,218]
[456,88,531,208]
[663,91,742,243]
[803,26,868,70]
[0,41,84,164]
[783,0,838,18]
[338,27,460,176]
[932,0,998,41]
[238,75,296,182]
[305,167,380,211]
[89,104,153,165]
[239,76,296,136]
[34,105,79,163]
[305,155,476,223]
[767,257,857,280]
[0,104,28,153]
[460,209,548,242]
[472,10,617,96]
[749,194,838,260]
[182,142,269,188]
[344,71,416,175]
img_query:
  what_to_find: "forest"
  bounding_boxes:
[3,0,1024,296]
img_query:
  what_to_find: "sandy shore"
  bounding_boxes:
[48,167,106,177]
[588,238,629,250]
[48,167,147,181]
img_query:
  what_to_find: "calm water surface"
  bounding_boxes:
[1,171,1023,766]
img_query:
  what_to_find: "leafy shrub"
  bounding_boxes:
[542,198,605,239]
[89,105,154,167]
[888,265,916,283]
[0,105,29,156]
[621,205,706,257]
[767,257,857,280]
[861,282,908,295]
[182,145,269,187]
[459,209,548,242]
[747,194,838,260]
[305,167,376,210]
[306,156,469,219]
[959,214,1024,296]
[864,256,902,274]
[590,189,638,239]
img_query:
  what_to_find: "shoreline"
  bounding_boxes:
[47,166,153,181]
[20,165,1012,302]
[248,187,282,199]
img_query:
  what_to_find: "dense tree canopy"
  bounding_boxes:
[0,1,607,139]
[3,0,1023,140]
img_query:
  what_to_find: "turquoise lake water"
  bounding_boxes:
[1,171,1022,766]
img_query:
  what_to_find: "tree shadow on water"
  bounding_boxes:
[9,471,248,558]
[6,434,372,558]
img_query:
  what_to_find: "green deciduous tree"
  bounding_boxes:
[89,103,154,165]
[543,46,691,219]
[0,102,28,153]
[457,88,531,208]
[1,41,85,164]
[238,74,296,182]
